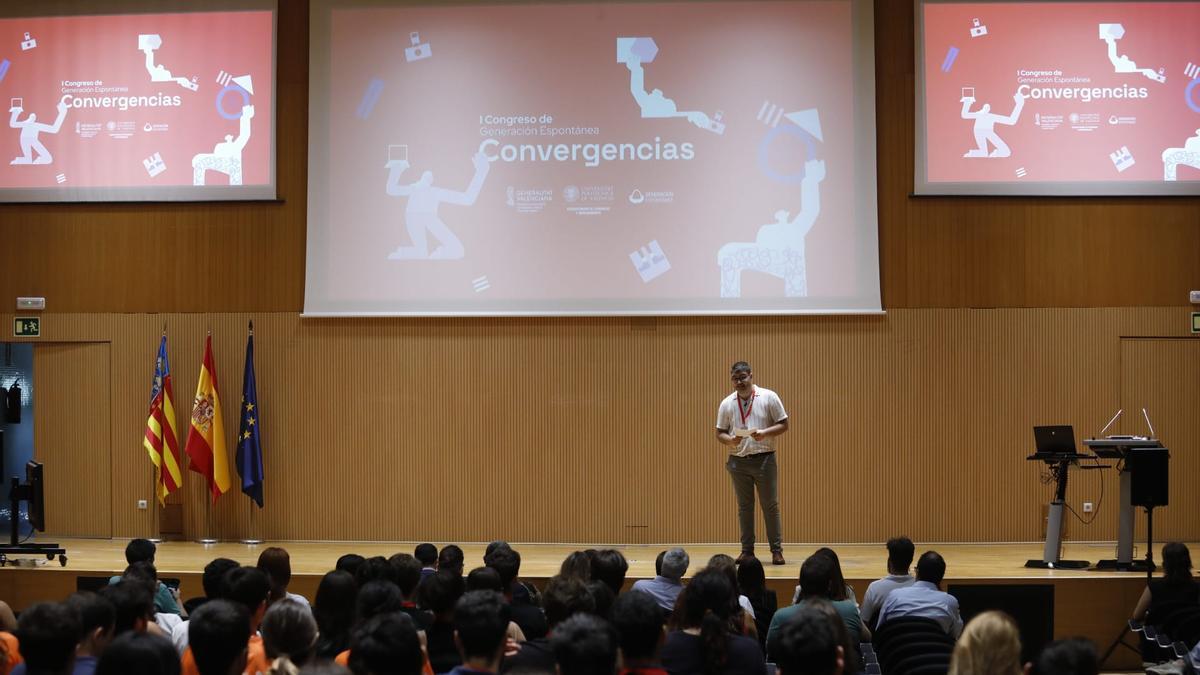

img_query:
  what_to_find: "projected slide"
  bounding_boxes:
[0,10,275,201]
[307,1,880,316]
[917,1,1200,196]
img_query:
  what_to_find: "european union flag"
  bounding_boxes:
[236,321,265,507]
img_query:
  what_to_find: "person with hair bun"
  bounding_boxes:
[261,599,318,675]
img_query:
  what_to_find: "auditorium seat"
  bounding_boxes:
[75,575,109,593]
[873,616,953,659]
[881,640,954,675]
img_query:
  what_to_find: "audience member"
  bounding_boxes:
[13,602,82,675]
[660,569,764,675]
[705,554,757,624]
[99,580,155,636]
[448,591,509,675]
[173,558,241,654]
[60,592,116,675]
[767,554,865,660]
[736,557,777,651]
[94,632,181,675]
[122,562,183,636]
[389,554,433,631]
[857,537,915,629]
[485,546,547,640]
[414,544,439,583]
[335,555,366,579]
[355,582,404,624]
[792,549,856,605]
[552,614,619,675]
[422,570,468,674]
[559,551,593,582]
[484,545,539,608]
[588,581,616,620]
[1030,638,1098,675]
[591,550,630,597]
[108,540,181,616]
[354,558,398,588]
[181,568,271,675]
[1130,542,1197,622]
[346,613,423,675]
[631,549,688,614]
[467,567,505,593]
[501,575,594,674]
[187,601,249,675]
[313,571,357,660]
[438,545,466,577]
[258,548,311,610]
[610,591,666,675]
[948,611,1022,675]
[261,599,319,675]
[771,604,845,675]
[876,551,963,637]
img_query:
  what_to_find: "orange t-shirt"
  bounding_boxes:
[0,633,23,675]
[182,634,271,675]
[336,648,435,675]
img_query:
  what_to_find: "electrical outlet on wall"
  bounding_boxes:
[1083,501,1094,513]
[137,499,148,510]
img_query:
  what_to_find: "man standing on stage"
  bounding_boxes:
[715,361,790,565]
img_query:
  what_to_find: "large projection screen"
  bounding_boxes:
[307,0,881,316]
[0,0,277,202]
[916,0,1200,196]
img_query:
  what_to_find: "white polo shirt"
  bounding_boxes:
[715,386,787,457]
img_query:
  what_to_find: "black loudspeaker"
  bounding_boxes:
[1128,447,1169,508]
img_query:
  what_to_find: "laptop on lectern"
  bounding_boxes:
[1033,425,1077,456]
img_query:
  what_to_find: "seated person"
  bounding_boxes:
[13,602,82,675]
[347,613,424,675]
[501,576,595,674]
[610,591,668,675]
[877,551,963,638]
[768,554,866,661]
[447,591,509,675]
[859,537,916,629]
[1030,638,1099,675]
[552,614,619,675]
[771,604,846,675]
[631,548,689,614]
[1130,542,1197,628]
[661,569,765,675]
[107,539,180,615]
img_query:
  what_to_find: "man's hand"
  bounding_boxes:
[750,429,765,441]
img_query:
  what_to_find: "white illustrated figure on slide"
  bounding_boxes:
[8,96,68,165]
[1162,129,1200,181]
[384,151,491,260]
[192,105,254,185]
[960,88,1025,158]
[1099,24,1166,84]
[139,34,199,91]
[617,37,711,130]
[717,159,825,298]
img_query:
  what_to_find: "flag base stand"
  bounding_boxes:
[198,538,218,545]
[241,539,262,545]
[240,503,263,545]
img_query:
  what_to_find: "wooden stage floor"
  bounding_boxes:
[1,538,1183,670]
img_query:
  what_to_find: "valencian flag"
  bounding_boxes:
[143,333,183,505]
[184,335,231,502]
[236,322,265,507]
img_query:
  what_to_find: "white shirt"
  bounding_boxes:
[859,574,915,625]
[716,386,788,457]
[171,619,190,655]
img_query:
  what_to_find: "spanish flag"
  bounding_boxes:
[184,335,231,502]
[143,333,183,505]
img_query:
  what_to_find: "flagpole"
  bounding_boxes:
[199,493,218,545]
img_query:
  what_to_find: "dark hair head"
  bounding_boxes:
[610,591,664,661]
[124,560,158,585]
[587,580,616,619]
[202,558,240,600]
[99,579,155,635]
[485,541,510,559]
[355,556,398,587]
[467,566,504,593]
[677,569,738,675]
[737,556,766,594]
[356,580,404,623]
[559,551,593,582]
[813,548,848,601]
[799,554,835,599]
[222,567,271,619]
[916,551,947,586]
[261,598,318,665]
[886,537,915,573]
[773,605,843,675]
[437,545,465,575]
[590,549,629,596]
[390,553,423,597]
[66,591,116,639]
[654,551,667,577]
[95,631,182,675]
[414,543,438,567]
[421,569,466,616]
[1032,638,1099,675]
[125,539,157,565]
[347,613,423,675]
[16,601,83,672]
[335,553,365,577]
[661,548,689,581]
[551,613,619,675]
[257,547,293,592]
[1161,542,1192,583]
[313,571,358,660]
[542,575,596,628]
[455,590,509,659]
[188,600,250,675]
[731,361,751,374]
[705,554,740,600]
[485,546,522,590]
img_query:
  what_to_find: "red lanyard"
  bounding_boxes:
[738,392,756,427]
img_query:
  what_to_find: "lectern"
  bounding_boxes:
[1083,437,1163,571]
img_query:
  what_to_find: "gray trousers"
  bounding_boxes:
[726,453,782,553]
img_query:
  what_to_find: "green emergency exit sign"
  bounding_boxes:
[13,317,39,337]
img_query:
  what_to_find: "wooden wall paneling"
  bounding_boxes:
[33,342,112,538]
[1119,338,1200,542]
